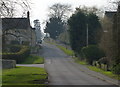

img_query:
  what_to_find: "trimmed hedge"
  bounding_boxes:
[1,45,30,63]
[9,45,21,53]
[81,45,105,65]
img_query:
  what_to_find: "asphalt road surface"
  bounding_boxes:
[42,42,118,86]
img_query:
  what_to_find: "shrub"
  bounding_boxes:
[9,45,21,53]
[2,45,30,63]
[112,63,120,75]
[11,40,20,45]
[81,45,105,65]
[22,41,30,45]
[2,45,21,53]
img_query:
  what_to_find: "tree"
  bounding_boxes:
[45,17,64,39]
[106,0,120,11]
[68,7,101,54]
[68,11,87,53]
[48,3,72,20]
[58,30,70,45]
[112,4,120,74]
[45,3,72,39]
[99,17,115,65]
[99,2,120,74]
[0,0,30,18]
[87,13,102,44]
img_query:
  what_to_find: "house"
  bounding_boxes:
[105,11,117,20]
[1,12,36,47]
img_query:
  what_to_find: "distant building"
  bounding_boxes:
[104,11,117,32]
[33,19,42,44]
[105,11,117,20]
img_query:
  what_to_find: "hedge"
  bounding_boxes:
[1,45,30,63]
[112,63,120,75]
[81,45,105,65]
[9,45,21,53]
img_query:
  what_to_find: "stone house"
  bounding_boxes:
[105,11,117,20]
[0,12,36,47]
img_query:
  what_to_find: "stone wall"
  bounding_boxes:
[0,59,16,69]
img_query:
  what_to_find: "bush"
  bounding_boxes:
[9,45,21,53]
[11,40,20,45]
[81,45,105,65]
[112,63,120,75]
[2,45,21,53]
[22,41,30,45]
[2,45,30,63]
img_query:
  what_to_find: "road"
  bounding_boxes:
[42,42,118,85]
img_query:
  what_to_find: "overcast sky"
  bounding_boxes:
[30,0,110,29]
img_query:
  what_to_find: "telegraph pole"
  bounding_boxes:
[86,24,88,47]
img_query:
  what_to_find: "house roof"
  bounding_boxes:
[105,11,117,19]
[2,18,30,30]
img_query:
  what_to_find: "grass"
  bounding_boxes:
[87,66,120,80]
[44,39,56,45]
[73,57,87,65]
[21,55,44,64]
[74,57,119,80]
[56,45,74,56]
[45,39,74,56]
[2,66,47,86]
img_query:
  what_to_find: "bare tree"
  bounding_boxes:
[48,3,72,20]
[106,0,120,11]
[0,0,31,18]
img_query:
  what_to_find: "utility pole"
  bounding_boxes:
[86,24,88,47]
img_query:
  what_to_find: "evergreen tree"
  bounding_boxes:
[45,17,64,39]
[87,13,101,45]
[68,7,101,54]
[68,11,87,52]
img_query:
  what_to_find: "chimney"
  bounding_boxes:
[118,1,120,12]
[27,11,30,19]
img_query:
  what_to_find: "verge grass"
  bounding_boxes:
[73,57,87,65]
[21,55,44,64]
[87,66,120,80]
[45,39,74,56]
[56,45,74,56]
[2,66,47,85]
[75,57,119,80]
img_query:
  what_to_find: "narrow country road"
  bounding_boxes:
[42,42,118,85]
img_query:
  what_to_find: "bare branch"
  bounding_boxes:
[48,3,72,20]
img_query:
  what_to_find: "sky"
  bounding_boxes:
[30,0,109,29]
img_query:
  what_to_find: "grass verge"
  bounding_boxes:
[73,57,87,65]
[2,66,47,86]
[75,57,119,80]
[21,55,44,64]
[87,66,120,80]
[56,45,74,56]
[45,39,74,56]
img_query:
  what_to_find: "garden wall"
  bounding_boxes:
[1,59,16,69]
